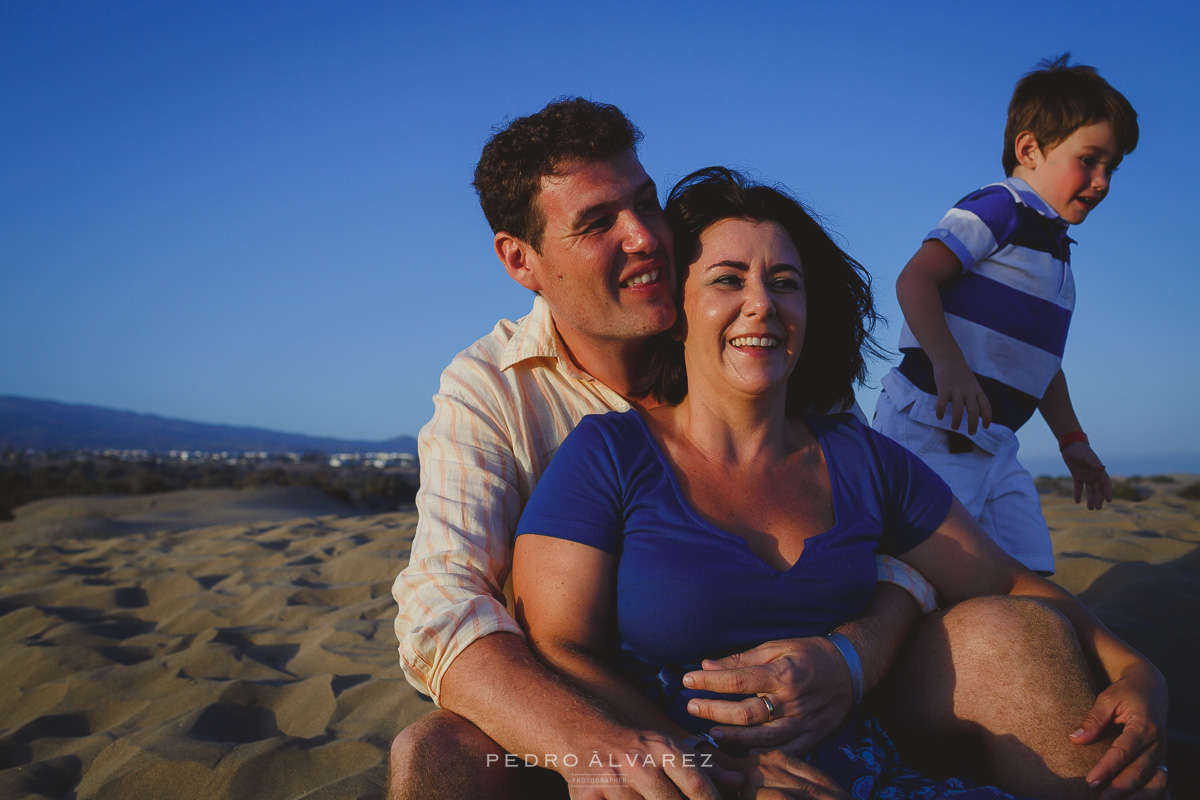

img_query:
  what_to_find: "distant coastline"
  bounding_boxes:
[0,395,417,456]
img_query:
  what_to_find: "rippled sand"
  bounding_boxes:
[1,477,1196,798]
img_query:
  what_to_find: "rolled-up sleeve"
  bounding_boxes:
[393,374,527,704]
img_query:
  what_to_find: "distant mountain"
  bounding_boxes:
[0,396,417,455]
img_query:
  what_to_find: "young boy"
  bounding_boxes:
[873,54,1139,573]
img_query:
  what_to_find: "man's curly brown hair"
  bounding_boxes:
[472,97,642,252]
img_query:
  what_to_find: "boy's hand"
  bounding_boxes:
[932,361,991,435]
[1061,441,1113,510]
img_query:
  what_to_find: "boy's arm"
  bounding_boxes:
[1039,369,1114,510]
[895,240,992,434]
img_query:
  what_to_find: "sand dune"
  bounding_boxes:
[0,479,1196,798]
[0,488,431,799]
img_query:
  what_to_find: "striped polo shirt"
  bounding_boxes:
[882,177,1075,453]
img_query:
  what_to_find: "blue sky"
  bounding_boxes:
[3,1,1198,474]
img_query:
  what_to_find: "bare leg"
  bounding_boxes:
[388,710,518,800]
[882,596,1109,799]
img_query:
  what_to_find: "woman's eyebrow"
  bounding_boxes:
[704,260,800,272]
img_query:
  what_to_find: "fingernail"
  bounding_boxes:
[687,700,699,715]
[1088,780,1101,789]
[682,674,694,688]
[1070,728,1084,738]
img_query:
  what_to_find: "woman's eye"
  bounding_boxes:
[772,278,801,291]
[714,275,741,287]
[1081,157,1098,167]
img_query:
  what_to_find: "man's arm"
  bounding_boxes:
[895,239,992,434]
[440,633,731,799]
[394,383,724,798]
[1038,369,1113,510]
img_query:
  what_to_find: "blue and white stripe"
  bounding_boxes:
[888,177,1075,450]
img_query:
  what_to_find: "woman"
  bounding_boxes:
[512,168,1162,799]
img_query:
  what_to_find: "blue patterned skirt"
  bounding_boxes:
[805,715,1033,800]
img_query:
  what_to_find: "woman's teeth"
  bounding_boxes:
[730,336,779,348]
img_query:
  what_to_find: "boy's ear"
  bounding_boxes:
[1013,130,1043,171]
[495,232,543,293]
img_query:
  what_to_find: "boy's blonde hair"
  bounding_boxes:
[1003,53,1139,176]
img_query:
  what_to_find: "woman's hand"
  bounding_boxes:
[682,637,852,754]
[735,750,850,800]
[1070,659,1169,800]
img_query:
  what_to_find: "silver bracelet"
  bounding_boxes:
[680,732,719,750]
[826,631,865,706]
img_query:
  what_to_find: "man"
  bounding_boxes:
[390,98,1166,799]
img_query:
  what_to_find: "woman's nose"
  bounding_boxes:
[744,281,774,317]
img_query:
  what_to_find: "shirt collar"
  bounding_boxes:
[1005,176,1063,223]
[500,295,593,380]
[1004,176,1074,246]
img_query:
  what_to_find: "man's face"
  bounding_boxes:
[517,151,675,354]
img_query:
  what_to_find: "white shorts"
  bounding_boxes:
[873,392,1054,573]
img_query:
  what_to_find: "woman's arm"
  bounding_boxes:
[513,533,855,800]
[899,500,1145,680]
[513,533,699,740]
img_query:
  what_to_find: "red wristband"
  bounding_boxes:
[1058,431,1089,450]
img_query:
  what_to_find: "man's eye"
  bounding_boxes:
[585,216,613,232]
[636,198,662,214]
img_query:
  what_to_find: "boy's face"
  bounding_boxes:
[1014,120,1120,225]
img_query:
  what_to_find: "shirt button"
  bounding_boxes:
[618,403,630,412]
[938,230,948,238]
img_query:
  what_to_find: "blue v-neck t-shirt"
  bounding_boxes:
[516,410,953,733]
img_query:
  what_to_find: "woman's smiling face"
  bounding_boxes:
[679,218,806,402]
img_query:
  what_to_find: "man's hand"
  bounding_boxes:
[932,360,991,434]
[1061,441,1113,510]
[1070,660,1169,800]
[736,750,850,800]
[562,729,737,800]
[682,638,852,754]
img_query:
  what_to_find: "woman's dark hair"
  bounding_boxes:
[645,166,883,415]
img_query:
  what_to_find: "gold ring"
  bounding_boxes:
[760,695,776,722]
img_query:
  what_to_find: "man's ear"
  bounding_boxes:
[1014,130,1043,171]
[495,232,542,292]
